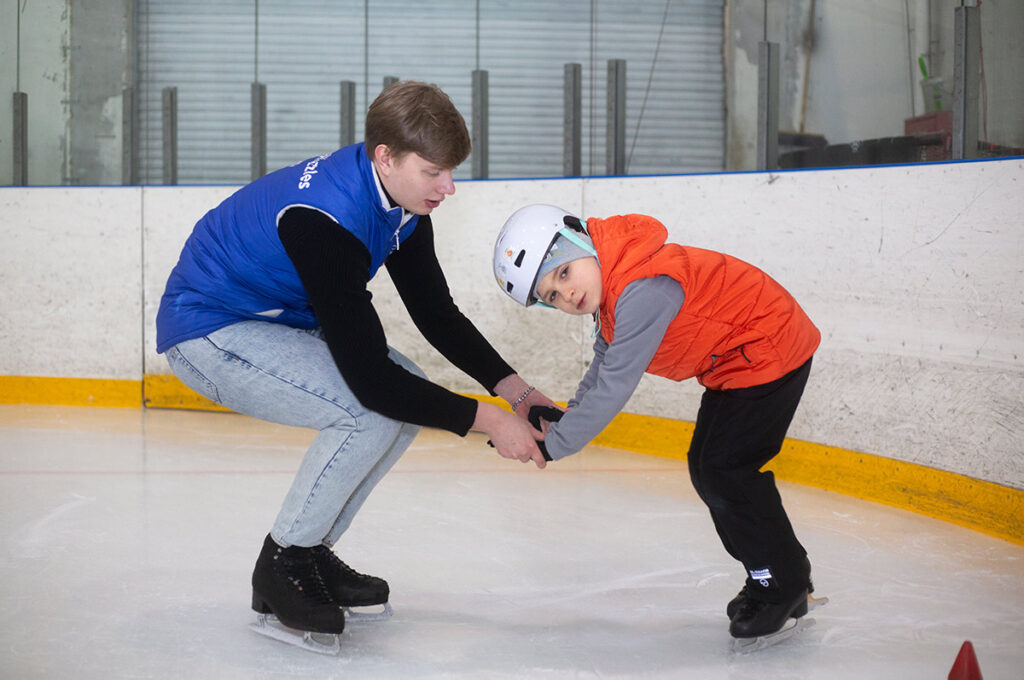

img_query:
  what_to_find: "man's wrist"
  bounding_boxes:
[510,386,535,412]
[493,373,529,404]
[471,401,499,432]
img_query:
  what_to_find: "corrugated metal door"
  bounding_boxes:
[137,0,723,183]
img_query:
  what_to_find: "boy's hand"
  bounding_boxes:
[527,405,564,438]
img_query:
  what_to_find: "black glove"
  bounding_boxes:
[527,405,564,429]
[527,405,564,462]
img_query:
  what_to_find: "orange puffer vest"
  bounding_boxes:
[589,214,820,390]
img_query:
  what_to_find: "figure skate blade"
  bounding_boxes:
[730,595,828,654]
[344,602,393,622]
[249,614,341,655]
[730,617,811,653]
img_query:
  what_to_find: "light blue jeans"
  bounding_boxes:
[165,321,422,548]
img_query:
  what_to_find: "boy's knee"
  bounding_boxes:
[691,464,748,510]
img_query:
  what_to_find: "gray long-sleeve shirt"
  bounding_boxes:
[544,275,685,460]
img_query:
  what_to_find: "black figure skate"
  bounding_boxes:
[728,587,829,653]
[726,558,823,618]
[249,534,347,654]
[310,544,393,622]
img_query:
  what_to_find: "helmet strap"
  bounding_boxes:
[556,227,599,263]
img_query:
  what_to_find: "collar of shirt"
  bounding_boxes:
[371,163,416,228]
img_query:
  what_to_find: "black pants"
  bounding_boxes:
[687,358,813,602]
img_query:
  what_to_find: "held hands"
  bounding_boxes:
[474,402,547,469]
[524,405,565,461]
[481,375,568,469]
[510,384,565,459]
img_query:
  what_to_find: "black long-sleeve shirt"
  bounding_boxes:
[277,206,514,436]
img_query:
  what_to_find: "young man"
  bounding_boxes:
[493,204,822,645]
[156,82,554,647]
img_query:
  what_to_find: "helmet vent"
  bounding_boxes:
[513,250,525,267]
[506,281,514,293]
[563,216,584,232]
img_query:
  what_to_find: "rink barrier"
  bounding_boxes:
[3,373,1022,546]
[592,408,1024,548]
[142,374,230,411]
[0,376,142,408]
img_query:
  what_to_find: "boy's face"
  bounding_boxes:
[534,257,602,316]
[373,145,455,215]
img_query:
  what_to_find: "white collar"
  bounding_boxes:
[371,162,416,227]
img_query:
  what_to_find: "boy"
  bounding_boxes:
[492,204,821,644]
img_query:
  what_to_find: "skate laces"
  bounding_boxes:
[311,546,379,586]
[735,595,770,616]
[279,550,335,605]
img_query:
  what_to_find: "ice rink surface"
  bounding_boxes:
[2,405,1021,679]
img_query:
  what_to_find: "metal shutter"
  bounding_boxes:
[137,0,723,184]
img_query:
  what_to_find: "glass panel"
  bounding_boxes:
[748,0,1023,171]
[2,0,1020,186]
[134,0,726,183]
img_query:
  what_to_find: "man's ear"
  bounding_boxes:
[373,144,393,172]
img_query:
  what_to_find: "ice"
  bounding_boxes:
[2,404,1021,679]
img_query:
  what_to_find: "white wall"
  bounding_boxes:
[2,160,1022,489]
[0,188,141,378]
[141,186,237,374]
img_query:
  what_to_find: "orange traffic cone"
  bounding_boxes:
[948,640,982,680]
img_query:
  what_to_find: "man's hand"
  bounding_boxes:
[473,401,547,468]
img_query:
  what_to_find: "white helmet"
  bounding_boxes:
[493,204,586,307]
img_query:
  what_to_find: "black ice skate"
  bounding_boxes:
[729,588,829,653]
[726,558,819,619]
[311,544,393,622]
[249,534,347,654]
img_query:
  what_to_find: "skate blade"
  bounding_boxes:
[808,594,829,611]
[730,617,815,654]
[249,614,341,655]
[343,602,393,622]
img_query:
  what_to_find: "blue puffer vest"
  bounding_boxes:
[156,143,418,353]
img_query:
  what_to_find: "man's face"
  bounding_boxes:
[373,145,455,215]
[534,257,602,316]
